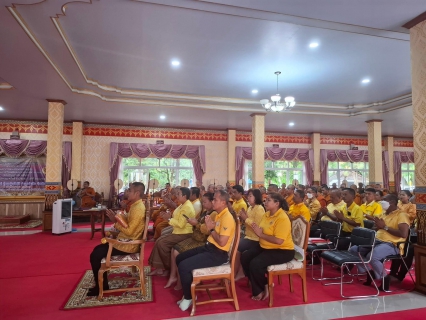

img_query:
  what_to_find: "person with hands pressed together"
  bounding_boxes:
[304,187,321,221]
[232,185,248,215]
[349,194,410,290]
[235,189,266,281]
[148,187,195,277]
[240,192,294,301]
[175,190,236,311]
[88,182,146,296]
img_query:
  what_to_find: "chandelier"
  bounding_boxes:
[260,71,296,112]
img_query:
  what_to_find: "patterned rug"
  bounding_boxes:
[64,267,153,310]
[0,219,42,229]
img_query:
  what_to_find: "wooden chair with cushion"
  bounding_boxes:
[97,200,150,300]
[267,216,310,307]
[189,220,241,316]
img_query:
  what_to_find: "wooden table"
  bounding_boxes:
[43,208,107,239]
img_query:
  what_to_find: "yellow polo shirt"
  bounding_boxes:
[342,202,364,233]
[207,208,236,252]
[360,201,383,217]
[232,198,248,215]
[398,202,416,224]
[377,209,410,254]
[289,202,311,222]
[321,200,347,221]
[306,198,321,220]
[169,199,196,234]
[259,208,294,250]
[244,204,266,241]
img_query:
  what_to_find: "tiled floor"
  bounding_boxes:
[175,292,426,320]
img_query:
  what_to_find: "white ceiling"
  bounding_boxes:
[0,0,424,137]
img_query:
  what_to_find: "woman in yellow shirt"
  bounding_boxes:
[398,190,416,225]
[235,189,265,280]
[240,192,294,301]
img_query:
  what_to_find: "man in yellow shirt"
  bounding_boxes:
[361,187,383,220]
[88,182,146,296]
[288,190,311,222]
[350,194,410,291]
[148,187,196,276]
[176,190,236,311]
[232,185,248,215]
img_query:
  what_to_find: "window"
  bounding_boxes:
[401,163,415,191]
[245,160,304,188]
[121,157,194,190]
[327,161,369,187]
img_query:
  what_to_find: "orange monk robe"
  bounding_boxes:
[316,194,327,208]
[81,187,96,208]
[153,196,179,239]
[285,193,294,207]
[354,193,362,206]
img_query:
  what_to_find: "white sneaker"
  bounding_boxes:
[179,298,192,311]
[177,295,184,305]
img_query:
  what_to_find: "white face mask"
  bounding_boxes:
[307,193,313,199]
[380,200,390,210]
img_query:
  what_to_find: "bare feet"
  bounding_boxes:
[159,270,169,277]
[262,285,269,301]
[164,278,177,288]
[174,283,182,291]
[148,269,164,276]
[252,292,264,301]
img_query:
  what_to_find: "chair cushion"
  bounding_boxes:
[307,243,334,252]
[192,264,231,277]
[101,253,140,263]
[267,259,303,271]
[321,250,361,266]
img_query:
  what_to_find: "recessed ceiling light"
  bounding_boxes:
[171,60,180,66]
[0,106,3,111]
[289,122,295,126]
[309,42,319,48]
[362,78,370,84]
[252,89,258,94]
[159,115,166,120]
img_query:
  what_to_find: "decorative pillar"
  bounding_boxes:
[45,100,66,210]
[227,129,236,186]
[71,122,83,184]
[366,120,383,186]
[407,18,426,295]
[251,113,265,188]
[384,136,395,192]
[311,132,321,185]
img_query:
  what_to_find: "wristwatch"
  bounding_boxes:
[384,226,389,231]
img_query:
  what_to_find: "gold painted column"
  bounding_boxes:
[366,120,383,186]
[251,113,265,188]
[45,100,66,210]
[384,136,395,192]
[410,19,426,295]
[311,132,321,185]
[71,122,83,184]
[227,129,236,185]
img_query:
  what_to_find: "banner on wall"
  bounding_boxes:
[0,156,46,196]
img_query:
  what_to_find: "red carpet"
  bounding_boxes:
[0,232,414,320]
[332,307,426,320]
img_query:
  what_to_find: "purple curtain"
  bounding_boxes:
[394,151,415,194]
[382,151,390,190]
[235,147,314,185]
[62,142,72,197]
[0,139,47,157]
[320,150,369,186]
[109,143,206,199]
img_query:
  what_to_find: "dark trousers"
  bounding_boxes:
[241,242,294,296]
[90,243,128,289]
[390,245,415,280]
[177,243,229,300]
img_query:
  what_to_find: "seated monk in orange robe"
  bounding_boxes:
[78,181,96,208]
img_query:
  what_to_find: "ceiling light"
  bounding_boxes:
[252,89,258,94]
[159,115,166,120]
[0,106,3,111]
[171,60,180,66]
[260,71,296,112]
[289,122,295,126]
[309,42,319,48]
[362,78,370,84]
